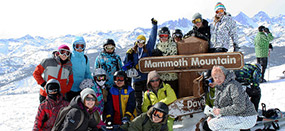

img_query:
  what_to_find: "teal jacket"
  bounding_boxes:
[254,32,274,58]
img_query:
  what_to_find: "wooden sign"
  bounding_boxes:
[139,52,244,73]
[168,96,205,118]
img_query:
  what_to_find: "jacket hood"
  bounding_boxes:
[215,66,236,90]
[73,36,86,50]
[147,70,162,90]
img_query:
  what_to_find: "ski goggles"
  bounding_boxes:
[58,49,71,56]
[153,110,164,118]
[173,33,183,38]
[137,39,145,44]
[104,45,115,51]
[159,34,169,38]
[216,9,224,14]
[115,76,125,81]
[149,78,160,83]
[95,75,106,81]
[192,18,202,24]
[75,44,85,50]
[85,96,97,101]
[47,89,59,93]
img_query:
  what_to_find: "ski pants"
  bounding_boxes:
[208,115,257,131]
[257,57,268,80]
[133,80,147,115]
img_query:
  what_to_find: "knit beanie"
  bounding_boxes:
[58,44,70,51]
[192,13,202,21]
[80,88,97,103]
[215,2,226,12]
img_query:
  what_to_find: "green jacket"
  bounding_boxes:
[121,107,168,131]
[254,32,274,58]
[205,86,215,108]
[142,82,177,113]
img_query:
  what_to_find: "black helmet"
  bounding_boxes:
[153,102,169,115]
[103,39,116,47]
[258,26,266,32]
[158,27,170,35]
[113,71,127,80]
[172,29,183,38]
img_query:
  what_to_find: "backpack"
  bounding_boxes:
[51,105,84,131]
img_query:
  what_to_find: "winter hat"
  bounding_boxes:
[73,36,86,50]
[192,13,202,21]
[45,79,61,94]
[215,2,226,12]
[135,35,146,45]
[103,39,116,47]
[147,70,160,85]
[79,79,95,90]
[258,25,266,32]
[58,44,70,51]
[80,88,97,103]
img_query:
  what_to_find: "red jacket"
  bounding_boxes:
[33,57,73,96]
[33,95,69,131]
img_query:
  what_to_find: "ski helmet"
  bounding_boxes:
[79,79,95,90]
[93,68,107,77]
[45,79,61,94]
[114,71,127,81]
[158,27,170,36]
[103,39,116,47]
[172,29,183,39]
[73,36,86,51]
[153,102,169,115]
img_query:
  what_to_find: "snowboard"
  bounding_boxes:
[168,96,205,118]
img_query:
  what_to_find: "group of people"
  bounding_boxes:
[32,2,274,131]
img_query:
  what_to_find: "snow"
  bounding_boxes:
[0,65,285,131]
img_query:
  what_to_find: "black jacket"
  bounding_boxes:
[184,19,211,42]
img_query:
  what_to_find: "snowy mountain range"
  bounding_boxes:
[0,11,285,91]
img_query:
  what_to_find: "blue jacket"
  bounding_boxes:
[123,24,157,82]
[70,51,92,92]
[94,52,122,88]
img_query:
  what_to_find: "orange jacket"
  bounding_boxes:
[33,57,73,96]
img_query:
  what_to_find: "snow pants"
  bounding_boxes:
[257,57,268,80]
[133,80,147,115]
[167,117,175,131]
[208,115,257,131]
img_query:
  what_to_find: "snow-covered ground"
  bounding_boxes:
[0,64,284,131]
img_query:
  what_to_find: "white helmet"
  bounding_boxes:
[79,79,95,90]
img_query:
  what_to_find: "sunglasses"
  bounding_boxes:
[75,44,85,50]
[115,76,125,81]
[159,34,169,38]
[153,110,164,118]
[47,89,59,93]
[150,78,160,83]
[95,75,106,81]
[104,45,115,51]
[192,18,202,24]
[216,9,224,14]
[85,96,96,101]
[59,49,70,56]
[137,39,145,44]
[173,34,182,38]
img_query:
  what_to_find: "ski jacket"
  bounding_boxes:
[121,107,168,131]
[105,85,136,125]
[91,85,104,115]
[214,66,257,117]
[142,82,177,113]
[70,51,92,92]
[234,64,261,89]
[94,52,122,88]
[210,14,238,50]
[123,24,157,82]
[184,19,211,42]
[33,95,69,131]
[60,96,100,131]
[33,57,74,97]
[156,39,178,81]
[254,32,274,58]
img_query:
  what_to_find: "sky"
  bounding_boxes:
[0,0,284,39]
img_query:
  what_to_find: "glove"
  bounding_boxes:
[233,43,240,52]
[41,81,46,87]
[151,18,158,25]
[105,120,113,130]
[264,28,270,33]
[122,61,133,71]
[122,116,130,124]
[203,105,214,116]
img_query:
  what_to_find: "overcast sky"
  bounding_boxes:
[0,0,284,39]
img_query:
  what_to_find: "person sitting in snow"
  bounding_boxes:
[33,79,69,131]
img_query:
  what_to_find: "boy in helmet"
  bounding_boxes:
[156,26,179,96]
[66,36,93,101]
[94,39,123,88]
[172,29,183,43]
[123,18,158,115]
[33,79,69,131]
[121,102,169,131]
[105,71,136,129]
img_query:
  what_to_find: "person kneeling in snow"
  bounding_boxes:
[207,66,257,130]
[33,79,69,131]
